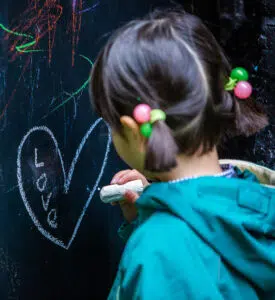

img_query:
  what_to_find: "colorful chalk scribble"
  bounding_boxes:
[3,0,63,63]
[0,0,63,120]
[0,0,100,120]
[0,23,42,54]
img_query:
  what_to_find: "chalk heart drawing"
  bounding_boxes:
[17,118,111,250]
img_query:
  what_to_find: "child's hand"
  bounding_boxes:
[110,170,149,223]
[110,169,149,186]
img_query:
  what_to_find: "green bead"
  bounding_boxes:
[150,109,166,124]
[140,123,152,138]
[230,67,249,82]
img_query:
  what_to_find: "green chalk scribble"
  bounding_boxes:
[50,55,93,113]
[0,23,42,53]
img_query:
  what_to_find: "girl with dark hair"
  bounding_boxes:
[90,9,275,300]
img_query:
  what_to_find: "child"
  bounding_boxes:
[90,9,275,300]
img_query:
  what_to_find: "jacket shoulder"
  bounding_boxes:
[122,212,193,263]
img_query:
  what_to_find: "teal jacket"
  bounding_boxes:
[108,161,275,300]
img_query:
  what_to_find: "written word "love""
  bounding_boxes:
[17,118,111,249]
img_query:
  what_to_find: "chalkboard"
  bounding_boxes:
[0,0,274,299]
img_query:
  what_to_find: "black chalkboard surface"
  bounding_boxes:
[0,1,132,298]
[0,0,274,299]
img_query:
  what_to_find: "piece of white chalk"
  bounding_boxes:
[100,179,144,204]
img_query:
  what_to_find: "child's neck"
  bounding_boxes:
[156,147,222,182]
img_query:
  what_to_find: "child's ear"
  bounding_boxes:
[120,116,145,148]
[120,116,140,140]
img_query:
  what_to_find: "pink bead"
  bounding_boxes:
[234,81,253,99]
[133,104,151,123]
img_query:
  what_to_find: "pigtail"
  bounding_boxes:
[220,89,268,138]
[234,97,269,137]
[145,121,179,172]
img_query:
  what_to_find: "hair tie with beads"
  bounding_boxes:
[133,103,166,138]
[225,67,253,99]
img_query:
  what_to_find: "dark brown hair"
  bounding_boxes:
[90,9,268,172]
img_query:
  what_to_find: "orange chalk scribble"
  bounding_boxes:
[70,0,83,66]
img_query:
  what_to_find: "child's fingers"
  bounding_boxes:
[110,170,131,184]
[117,169,148,186]
[111,169,149,186]
[124,190,139,204]
[110,170,129,184]
[118,172,140,184]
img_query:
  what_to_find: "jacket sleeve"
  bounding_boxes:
[115,244,224,300]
